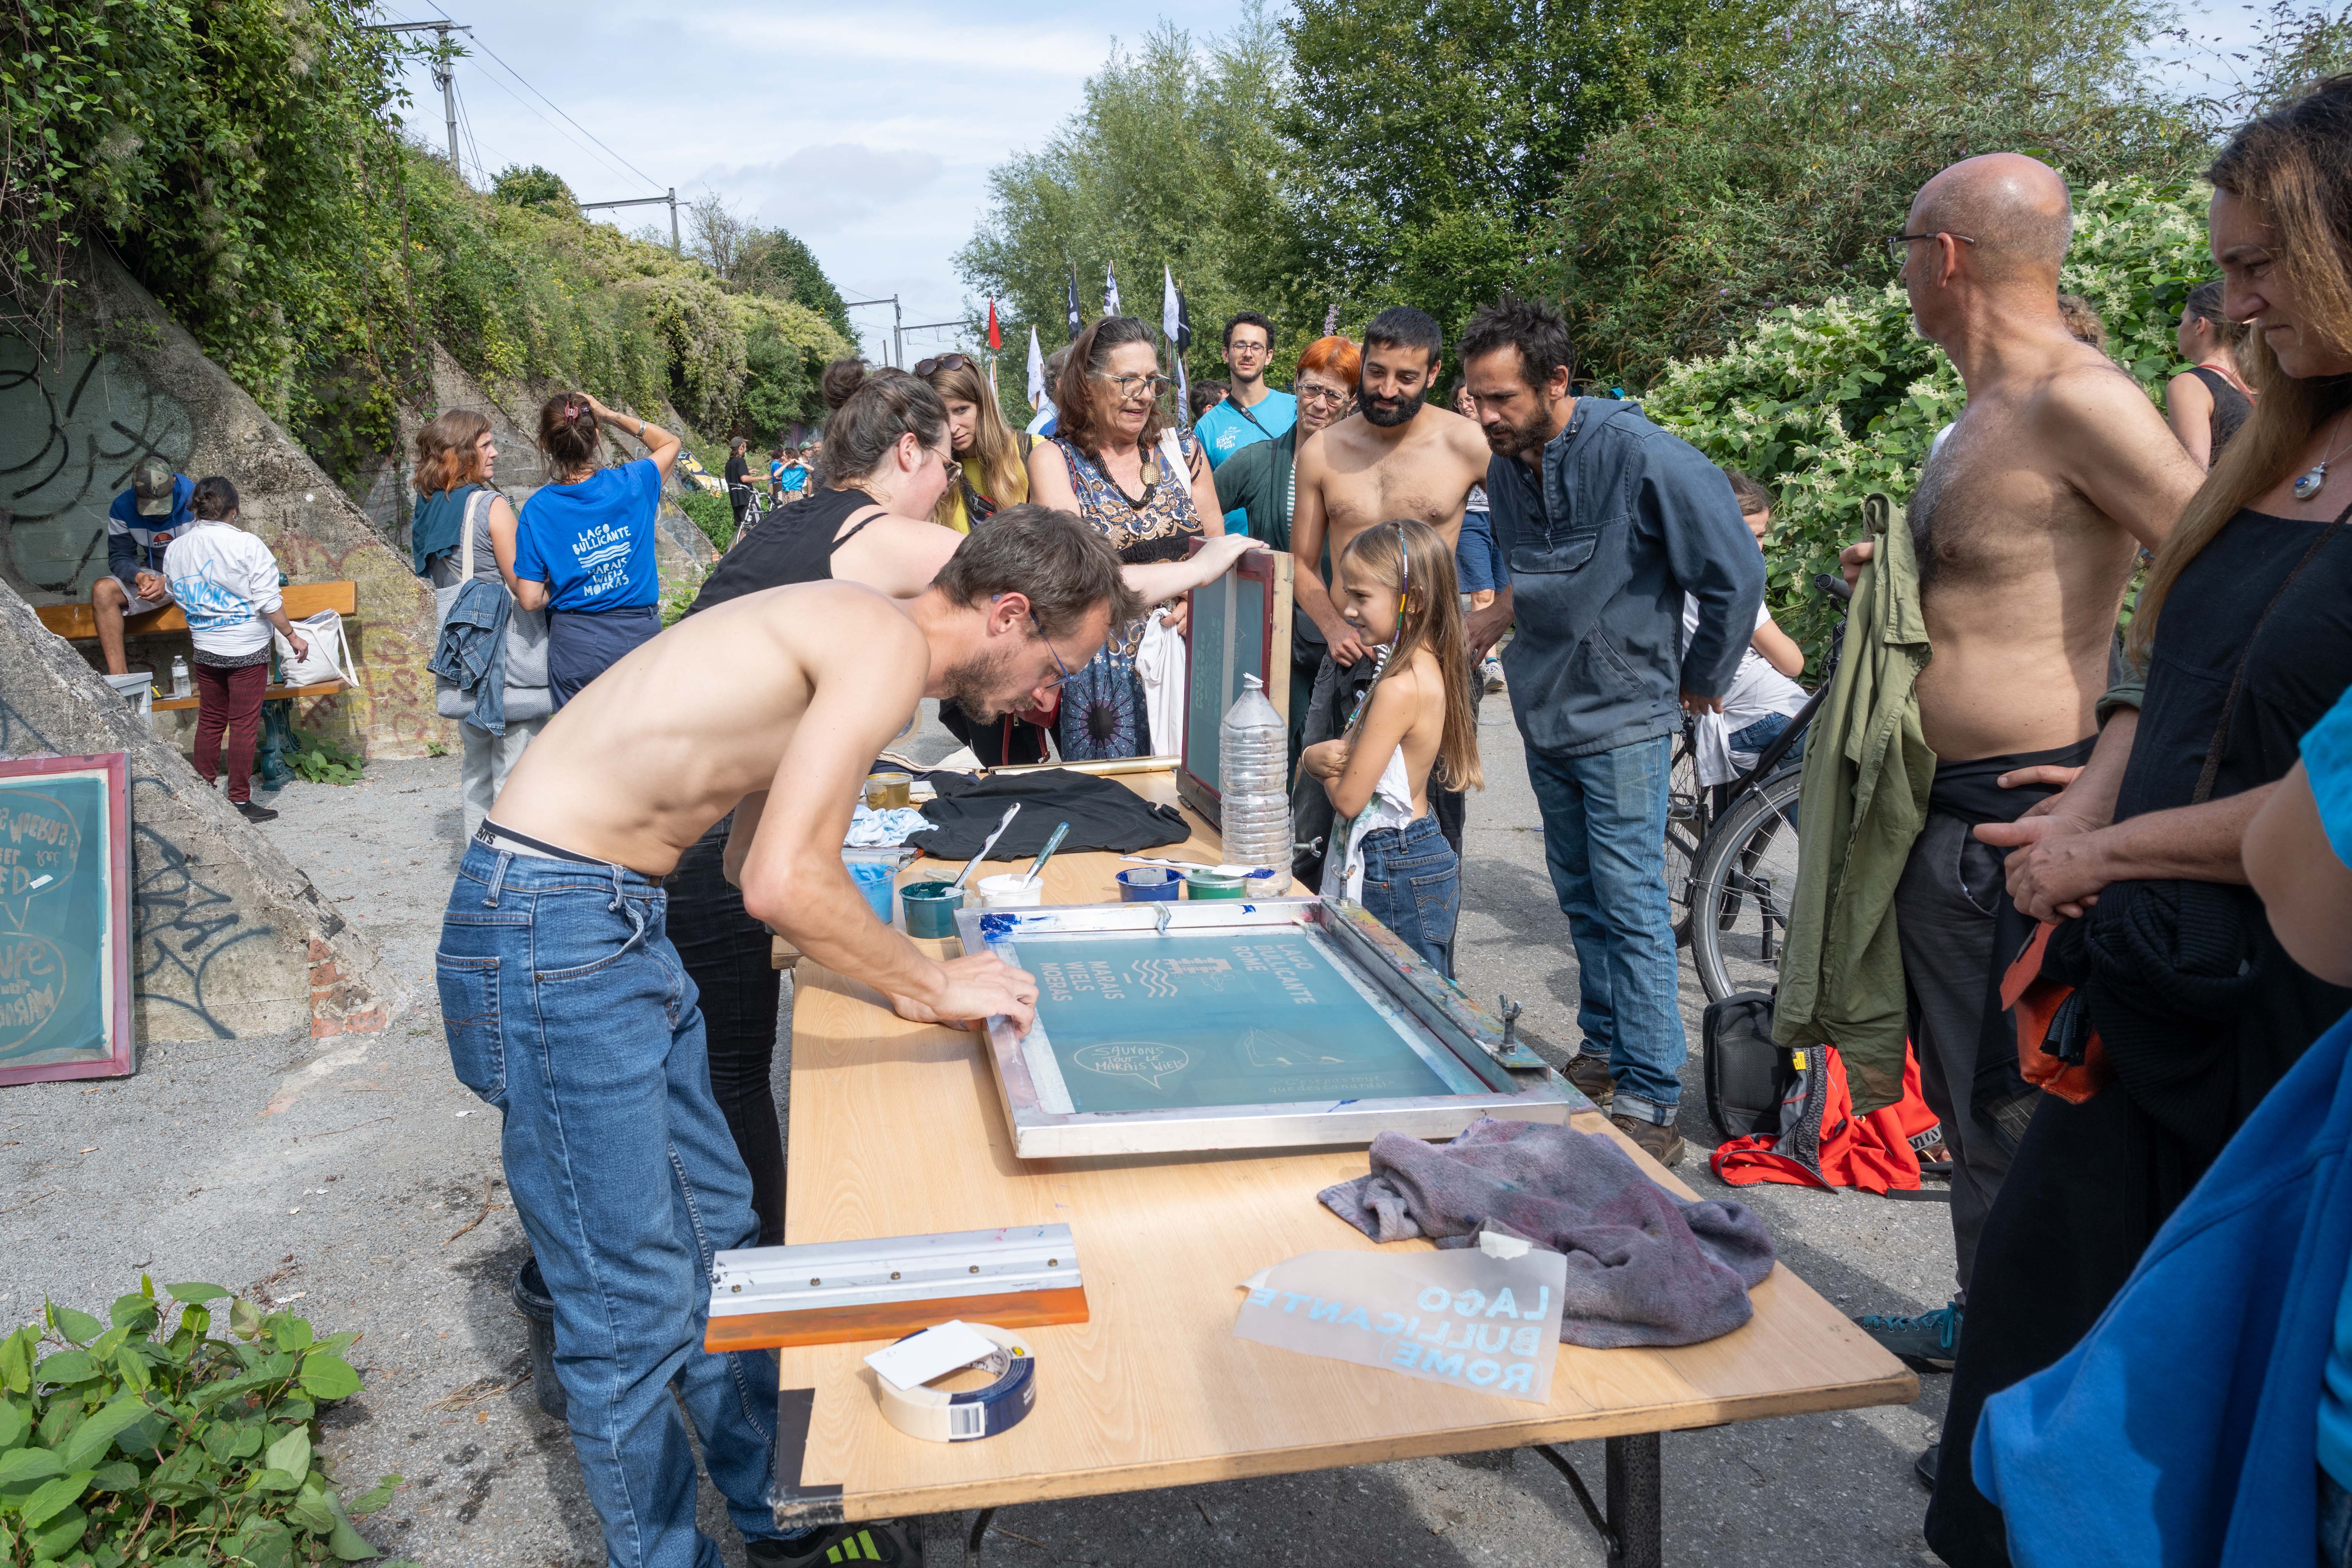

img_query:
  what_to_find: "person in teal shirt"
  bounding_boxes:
[1193,311,1296,535]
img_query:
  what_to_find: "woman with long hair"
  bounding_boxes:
[2165,277,2258,468]
[1927,75,2352,1567]
[1027,315,1225,759]
[512,391,680,706]
[413,409,551,839]
[918,352,1030,534]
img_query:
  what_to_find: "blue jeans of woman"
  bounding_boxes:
[1358,815,1459,975]
[1727,710,1806,763]
[437,844,784,1568]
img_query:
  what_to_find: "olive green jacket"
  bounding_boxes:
[1772,493,1937,1113]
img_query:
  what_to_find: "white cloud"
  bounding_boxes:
[698,144,949,234]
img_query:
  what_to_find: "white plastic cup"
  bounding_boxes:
[977,873,1045,909]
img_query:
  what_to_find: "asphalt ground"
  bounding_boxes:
[4,694,1955,1566]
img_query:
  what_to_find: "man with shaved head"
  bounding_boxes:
[1841,154,2204,1426]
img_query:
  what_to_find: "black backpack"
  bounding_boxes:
[1703,991,1816,1144]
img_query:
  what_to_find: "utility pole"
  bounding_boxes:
[841,296,902,367]
[903,318,974,370]
[365,21,471,174]
[579,190,680,255]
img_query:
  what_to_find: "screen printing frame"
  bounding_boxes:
[1178,544,1292,831]
[955,897,1579,1157]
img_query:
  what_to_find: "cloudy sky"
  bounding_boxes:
[376,0,1258,364]
[379,0,2261,366]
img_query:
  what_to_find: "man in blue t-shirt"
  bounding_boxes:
[92,456,194,675]
[1191,312,1296,534]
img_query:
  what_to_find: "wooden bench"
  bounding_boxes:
[39,580,361,791]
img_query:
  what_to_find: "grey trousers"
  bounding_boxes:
[1893,809,2035,1295]
[461,714,547,843]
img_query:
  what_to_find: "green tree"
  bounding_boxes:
[956,11,1289,405]
[491,163,578,213]
[739,227,852,338]
[1550,0,2213,387]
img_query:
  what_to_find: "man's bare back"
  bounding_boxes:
[1293,404,1491,661]
[1908,346,2200,759]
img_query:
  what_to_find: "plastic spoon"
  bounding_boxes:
[1022,822,1071,888]
[947,802,1023,893]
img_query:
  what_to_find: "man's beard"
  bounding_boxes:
[941,645,1021,723]
[1359,381,1425,428]
[1483,406,1551,458]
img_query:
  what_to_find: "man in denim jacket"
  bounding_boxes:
[1460,299,1763,1167]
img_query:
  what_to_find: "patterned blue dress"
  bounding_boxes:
[1051,432,1205,759]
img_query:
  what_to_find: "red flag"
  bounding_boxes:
[986,299,1002,351]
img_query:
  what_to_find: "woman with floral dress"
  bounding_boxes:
[1028,315,1225,758]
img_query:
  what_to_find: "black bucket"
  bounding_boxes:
[512,1256,566,1420]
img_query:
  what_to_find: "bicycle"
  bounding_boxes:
[1674,574,1852,1001]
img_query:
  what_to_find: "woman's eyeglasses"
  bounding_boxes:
[915,353,971,377]
[1096,372,1172,400]
[1296,386,1349,408]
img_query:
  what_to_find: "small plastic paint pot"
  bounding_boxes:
[1117,867,1182,902]
[846,859,896,923]
[863,771,913,810]
[977,873,1044,909]
[1243,868,1289,896]
[1184,868,1249,900]
[901,879,964,937]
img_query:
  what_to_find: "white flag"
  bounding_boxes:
[1104,261,1121,316]
[1025,326,1047,413]
[1161,264,1181,343]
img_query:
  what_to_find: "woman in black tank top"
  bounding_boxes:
[665,367,960,1243]
[2165,280,2256,469]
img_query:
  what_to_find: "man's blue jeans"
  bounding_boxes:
[1523,735,1686,1124]
[437,844,782,1568]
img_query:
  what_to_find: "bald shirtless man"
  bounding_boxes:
[436,506,1137,1568]
[1840,155,2203,1392]
[1289,306,1495,872]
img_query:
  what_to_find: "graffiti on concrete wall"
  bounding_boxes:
[127,773,267,1040]
[0,332,193,598]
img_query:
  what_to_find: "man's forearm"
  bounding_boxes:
[757,874,947,1007]
[2077,782,2272,889]
[1291,567,1350,644]
[1465,585,1514,657]
[2060,710,2137,830]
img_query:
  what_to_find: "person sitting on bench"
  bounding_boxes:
[92,455,193,676]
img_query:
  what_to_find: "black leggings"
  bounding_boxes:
[665,819,786,1246]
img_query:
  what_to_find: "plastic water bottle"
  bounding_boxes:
[1219,674,1291,893]
[169,654,191,699]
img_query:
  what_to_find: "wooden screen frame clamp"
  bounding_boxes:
[705,1225,1087,1352]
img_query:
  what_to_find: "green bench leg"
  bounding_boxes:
[256,698,297,793]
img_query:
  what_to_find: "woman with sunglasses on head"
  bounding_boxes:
[1027,315,1225,759]
[918,351,1031,535]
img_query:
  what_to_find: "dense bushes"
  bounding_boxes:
[1644,175,2214,660]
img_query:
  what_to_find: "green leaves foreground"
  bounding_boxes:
[0,1279,404,1567]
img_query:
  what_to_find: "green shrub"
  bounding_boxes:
[675,492,733,555]
[1644,174,2213,664]
[0,1279,405,1566]
[287,733,367,787]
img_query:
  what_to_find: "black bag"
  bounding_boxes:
[1704,992,1789,1141]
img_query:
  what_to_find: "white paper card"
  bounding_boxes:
[1233,1248,1569,1405]
[861,1320,996,1392]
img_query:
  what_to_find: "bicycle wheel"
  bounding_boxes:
[1689,765,1805,1002]
[1661,741,1706,946]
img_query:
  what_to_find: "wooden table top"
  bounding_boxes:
[773,769,1916,1520]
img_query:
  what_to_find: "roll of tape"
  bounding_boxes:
[874,1323,1037,1443]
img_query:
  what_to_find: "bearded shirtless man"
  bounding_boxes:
[435,507,1136,1568]
[1840,155,2204,1389]
[1288,307,1496,871]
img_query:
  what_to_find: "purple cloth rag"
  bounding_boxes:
[1318,1118,1777,1348]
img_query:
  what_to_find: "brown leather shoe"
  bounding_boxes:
[1565,1053,1615,1111]
[1610,1113,1686,1168]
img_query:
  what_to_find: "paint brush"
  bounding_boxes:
[947,802,1022,893]
[1022,823,1070,888]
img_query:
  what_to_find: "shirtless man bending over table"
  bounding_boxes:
[1289,306,1495,871]
[1840,154,2203,1392]
[436,505,1139,1568]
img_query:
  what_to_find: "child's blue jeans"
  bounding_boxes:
[1357,816,1459,975]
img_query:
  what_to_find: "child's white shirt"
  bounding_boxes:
[163,519,283,658]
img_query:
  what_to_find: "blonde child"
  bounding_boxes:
[1299,518,1482,975]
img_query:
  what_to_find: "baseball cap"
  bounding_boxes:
[131,457,178,517]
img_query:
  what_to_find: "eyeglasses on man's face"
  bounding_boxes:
[1227,339,1271,357]
[1030,612,1075,688]
[1097,371,1171,401]
[1885,230,1978,268]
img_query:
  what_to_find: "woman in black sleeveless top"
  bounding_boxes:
[2164,278,2256,469]
[1927,78,2352,1566]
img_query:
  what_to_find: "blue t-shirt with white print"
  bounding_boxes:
[514,458,664,613]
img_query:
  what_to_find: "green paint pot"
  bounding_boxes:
[901,879,965,937]
[1184,868,1248,901]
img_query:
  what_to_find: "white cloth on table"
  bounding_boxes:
[846,804,931,847]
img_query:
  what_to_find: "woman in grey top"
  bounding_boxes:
[413,409,551,839]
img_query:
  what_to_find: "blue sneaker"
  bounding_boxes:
[1855,1299,1961,1372]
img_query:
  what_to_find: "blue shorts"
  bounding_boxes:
[1456,509,1508,595]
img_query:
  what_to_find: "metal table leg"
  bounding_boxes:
[1534,1432,1663,1565]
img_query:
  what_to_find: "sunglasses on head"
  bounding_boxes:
[914,353,972,377]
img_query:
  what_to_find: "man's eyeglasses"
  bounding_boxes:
[1885,231,1978,267]
[1030,612,1075,688]
[1296,385,1349,408]
[1096,371,1172,400]
[914,353,971,377]
[1226,340,1271,357]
